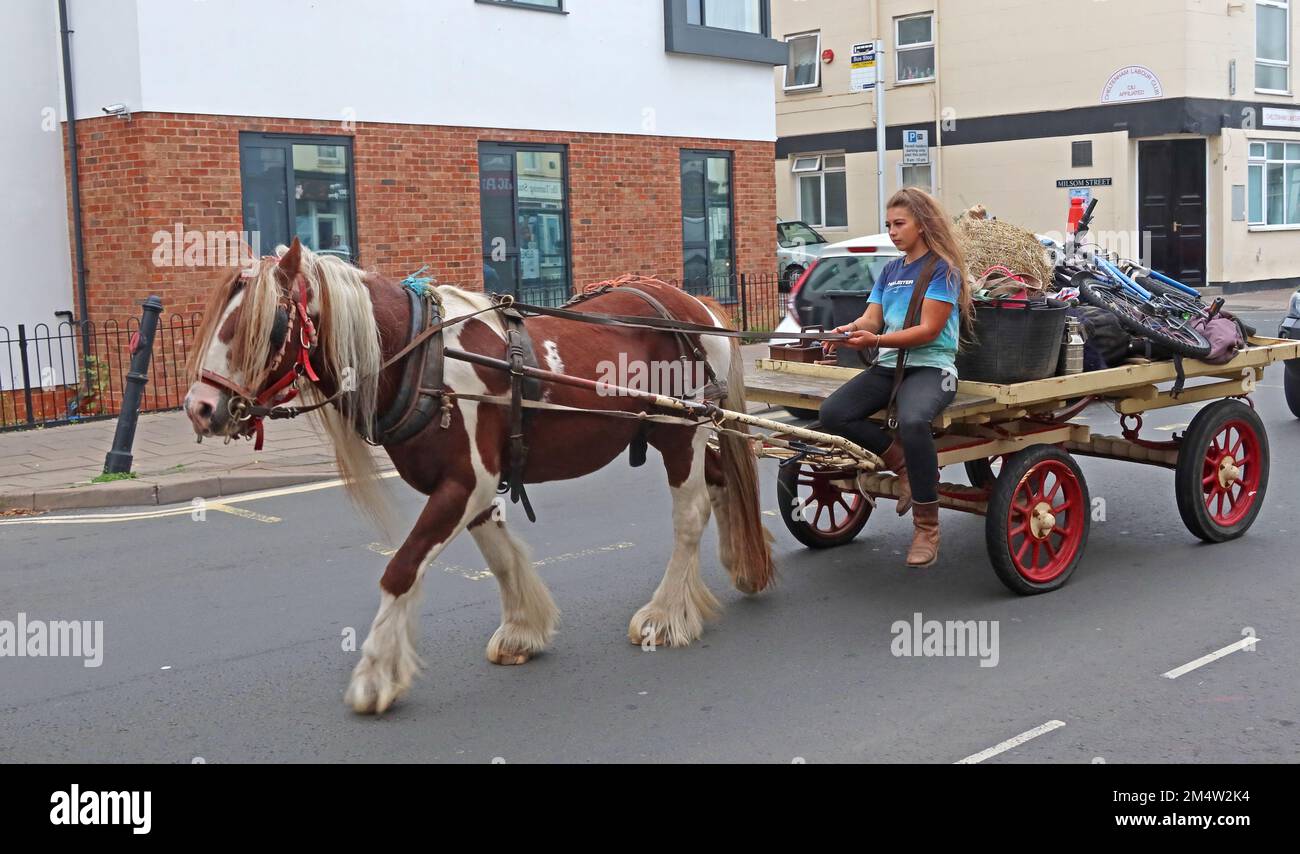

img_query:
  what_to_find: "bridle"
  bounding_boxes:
[200,269,320,450]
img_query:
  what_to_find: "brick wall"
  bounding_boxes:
[65,113,777,321]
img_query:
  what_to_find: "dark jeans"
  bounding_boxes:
[818,365,957,503]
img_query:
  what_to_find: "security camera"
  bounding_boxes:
[101,103,131,120]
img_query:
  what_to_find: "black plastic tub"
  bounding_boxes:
[956,297,1068,384]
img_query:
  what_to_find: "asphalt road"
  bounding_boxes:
[2,314,1297,763]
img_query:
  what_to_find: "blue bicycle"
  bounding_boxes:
[1057,201,1214,359]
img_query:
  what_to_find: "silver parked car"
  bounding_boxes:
[777,220,832,293]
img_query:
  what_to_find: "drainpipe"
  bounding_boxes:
[58,0,90,324]
[58,0,93,394]
[933,0,944,200]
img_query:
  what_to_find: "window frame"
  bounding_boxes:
[475,0,566,14]
[794,152,847,230]
[664,0,787,64]
[238,131,359,264]
[783,31,822,92]
[895,12,936,85]
[1247,137,1300,229]
[1256,0,1291,94]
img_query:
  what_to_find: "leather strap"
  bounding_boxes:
[886,253,940,429]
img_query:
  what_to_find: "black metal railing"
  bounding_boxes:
[1,313,200,432]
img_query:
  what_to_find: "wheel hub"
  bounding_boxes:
[1217,455,1240,489]
[1030,502,1056,540]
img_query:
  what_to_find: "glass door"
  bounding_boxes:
[479,143,571,305]
[681,150,735,301]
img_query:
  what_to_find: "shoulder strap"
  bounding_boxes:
[887,253,941,428]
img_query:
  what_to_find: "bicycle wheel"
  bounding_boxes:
[1079,278,1212,359]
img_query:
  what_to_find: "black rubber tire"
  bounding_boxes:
[784,406,820,421]
[1079,278,1212,359]
[1284,360,1300,419]
[985,445,1091,595]
[777,461,872,549]
[1175,399,1269,543]
[964,458,998,490]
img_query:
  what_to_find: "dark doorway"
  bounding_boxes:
[1138,139,1206,286]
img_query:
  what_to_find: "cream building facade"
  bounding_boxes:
[773,0,1300,290]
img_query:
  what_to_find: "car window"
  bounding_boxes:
[778,222,828,248]
[802,255,896,295]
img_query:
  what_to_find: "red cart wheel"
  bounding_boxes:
[777,461,872,549]
[985,445,1090,595]
[1175,399,1269,542]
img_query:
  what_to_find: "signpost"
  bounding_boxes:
[852,41,888,232]
[903,129,929,165]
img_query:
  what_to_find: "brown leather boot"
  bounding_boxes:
[881,441,913,515]
[906,501,940,568]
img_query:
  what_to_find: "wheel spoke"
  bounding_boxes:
[1031,541,1041,568]
[1015,539,1029,562]
[1044,539,1059,560]
[1201,473,1216,488]
[1046,477,1062,503]
[1052,525,1068,537]
[814,503,826,529]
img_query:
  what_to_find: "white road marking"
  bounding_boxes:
[1162,636,1261,679]
[364,540,637,582]
[955,720,1066,764]
[0,472,402,526]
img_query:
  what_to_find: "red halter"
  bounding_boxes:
[201,273,319,450]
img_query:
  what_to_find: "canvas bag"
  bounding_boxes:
[1190,314,1247,364]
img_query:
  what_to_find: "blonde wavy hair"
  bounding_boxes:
[887,187,974,329]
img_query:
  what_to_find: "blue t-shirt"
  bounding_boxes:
[868,253,961,376]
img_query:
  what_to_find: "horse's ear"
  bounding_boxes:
[277,237,302,279]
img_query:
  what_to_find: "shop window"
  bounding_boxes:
[239,134,357,261]
[1247,140,1300,227]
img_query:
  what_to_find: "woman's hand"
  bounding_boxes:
[840,330,877,351]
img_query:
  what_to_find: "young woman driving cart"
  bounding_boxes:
[819,188,973,568]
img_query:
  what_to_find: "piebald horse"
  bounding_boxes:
[184,240,775,714]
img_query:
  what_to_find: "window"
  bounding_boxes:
[896,13,935,83]
[665,0,786,64]
[1257,0,1291,92]
[1072,140,1093,168]
[794,154,847,229]
[479,142,572,305]
[784,32,821,91]
[476,0,564,12]
[681,150,735,300]
[900,162,934,193]
[239,133,357,261]
[688,0,762,33]
[1247,140,1300,226]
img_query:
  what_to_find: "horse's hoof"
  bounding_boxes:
[488,649,533,666]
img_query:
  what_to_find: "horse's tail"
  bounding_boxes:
[695,296,776,594]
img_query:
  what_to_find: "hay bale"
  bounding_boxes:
[955,215,1053,288]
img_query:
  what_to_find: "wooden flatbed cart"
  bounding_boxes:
[743,337,1300,595]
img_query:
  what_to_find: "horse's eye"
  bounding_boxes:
[269,307,289,355]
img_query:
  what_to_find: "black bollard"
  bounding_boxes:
[103,296,163,474]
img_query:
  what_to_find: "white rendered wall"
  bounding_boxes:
[2,0,75,387]
[66,0,776,141]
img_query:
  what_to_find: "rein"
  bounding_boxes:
[215,280,850,444]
